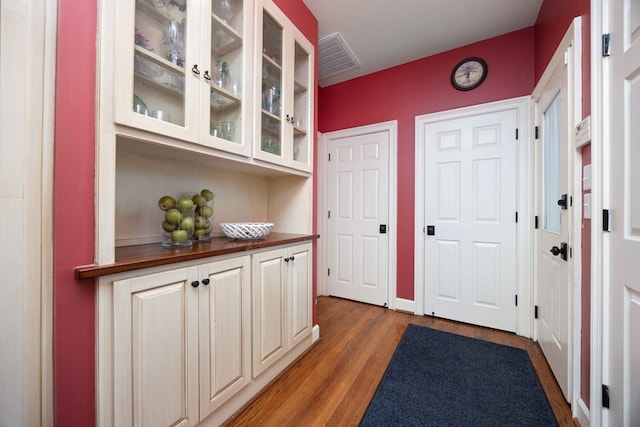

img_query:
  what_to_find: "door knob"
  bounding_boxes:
[557,194,568,209]
[550,242,568,261]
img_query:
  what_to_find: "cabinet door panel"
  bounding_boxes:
[252,248,287,376]
[199,256,251,417]
[115,0,200,142]
[114,268,199,427]
[289,243,312,346]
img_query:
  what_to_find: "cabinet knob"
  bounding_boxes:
[202,278,210,285]
[191,280,200,288]
[290,255,295,261]
[203,70,211,81]
[284,257,290,262]
[286,114,291,123]
[191,64,200,76]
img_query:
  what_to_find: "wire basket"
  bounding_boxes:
[220,222,274,239]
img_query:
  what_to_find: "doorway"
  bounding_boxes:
[414,97,533,337]
[531,17,583,408]
[317,121,397,308]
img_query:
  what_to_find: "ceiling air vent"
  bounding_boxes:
[318,32,360,80]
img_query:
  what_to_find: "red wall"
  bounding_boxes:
[54,0,97,425]
[52,1,316,426]
[318,28,535,299]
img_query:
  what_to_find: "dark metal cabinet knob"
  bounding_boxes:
[191,280,200,288]
[202,278,210,285]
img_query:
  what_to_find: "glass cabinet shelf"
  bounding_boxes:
[210,85,241,111]
[134,46,185,98]
[293,80,306,94]
[136,0,183,27]
[211,13,242,56]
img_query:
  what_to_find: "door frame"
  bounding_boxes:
[531,17,584,416]
[414,96,533,337]
[316,121,398,309]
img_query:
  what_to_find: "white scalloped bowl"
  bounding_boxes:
[220,222,274,239]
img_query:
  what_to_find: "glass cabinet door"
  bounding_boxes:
[291,39,311,170]
[131,0,189,128]
[206,0,249,154]
[259,11,284,159]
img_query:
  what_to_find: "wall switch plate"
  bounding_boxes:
[575,115,591,147]
[583,164,592,190]
[584,193,592,219]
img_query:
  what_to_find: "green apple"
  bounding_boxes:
[193,229,207,238]
[200,205,213,218]
[203,218,211,229]
[162,220,177,232]
[194,216,207,229]
[177,198,194,212]
[200,189,214,201]
[171,229,188,243]
[165,208,183,225]
[180,216,194,231]
[158,195,176,211]
[192,193,207,207]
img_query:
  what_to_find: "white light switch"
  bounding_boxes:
[584,193,592,219]
[583,164,592,191]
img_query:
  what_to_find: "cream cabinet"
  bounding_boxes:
[197,256,251,418]
[253,0,314,173]
[252,242,312,376]
[114,0,254,156]
[105,255,251,427]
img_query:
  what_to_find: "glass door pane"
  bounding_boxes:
[543,90,562,232]
[292,41,310,165]
[209,0,243,143]
[260,12,283,156]
[133,0,187,126]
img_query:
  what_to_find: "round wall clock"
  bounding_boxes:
[451,57,487,91]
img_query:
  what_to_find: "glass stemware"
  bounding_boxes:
[163,20,185,65]
[215,0,234,23]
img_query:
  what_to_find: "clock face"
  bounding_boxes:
[451,57,487,91]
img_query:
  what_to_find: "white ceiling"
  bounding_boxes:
[303,0,544,87]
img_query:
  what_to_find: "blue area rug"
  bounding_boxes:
[359,324,558,426]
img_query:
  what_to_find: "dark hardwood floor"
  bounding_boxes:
[225,296,576,426]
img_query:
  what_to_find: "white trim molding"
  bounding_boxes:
[316,121,398,309]
[414,96,533,338]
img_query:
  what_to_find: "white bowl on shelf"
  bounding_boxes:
[220,222,274,239]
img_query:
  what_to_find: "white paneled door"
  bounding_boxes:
[423,109,517,332]
[328,130,389,306]
[606,0,640,424]
[534,54,572,402]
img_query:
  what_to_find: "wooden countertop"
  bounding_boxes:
[75,232,319,280]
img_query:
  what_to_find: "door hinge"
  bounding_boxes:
[534,305,539,319]
[515,128,519,140]
[515,211,518,223]
[534,215,539,229]
[328,210,331,219]
[535,126,539,139]
[602,33,611,57]
[515,295,518,306]
[328,153,331,161]
[328,268,330,276]
[602,384,610,408]
[603,209,610,232]
[570,246,573,258]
